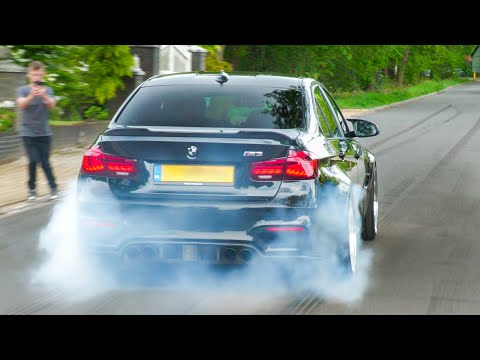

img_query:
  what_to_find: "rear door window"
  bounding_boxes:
[322,87,348,135]
[313,85,340,137]
[313,86,332,137]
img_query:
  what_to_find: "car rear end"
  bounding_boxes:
[76,74,321,266]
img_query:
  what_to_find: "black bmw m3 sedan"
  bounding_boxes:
[76,71,379,275]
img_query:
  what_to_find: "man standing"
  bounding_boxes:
[16,61,58,201]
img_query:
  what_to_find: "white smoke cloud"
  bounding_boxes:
[296,183,375,304]
[30,179,374,311]
[30,181,117,302]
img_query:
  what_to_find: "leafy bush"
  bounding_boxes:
[69,110,83,122]
[199,45,233,72]
[83,106,109,120]
[49,106,64,121]
[224,45,475,92]
[9,45,134,120]
[0,108,16,131]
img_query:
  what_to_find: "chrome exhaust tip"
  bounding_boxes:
[142,246,157,260]
[223,248,237,262]
[125,246,140,260]
[239,249,254,263]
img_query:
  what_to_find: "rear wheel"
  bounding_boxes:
[362,169,378,241]
[337,194,358,276]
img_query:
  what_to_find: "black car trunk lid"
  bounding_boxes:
[100,127,301,202]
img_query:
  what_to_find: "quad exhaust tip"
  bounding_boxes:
[239,249,254,263]
[124,245,255,264]
[125,246,140,260]
[223,248,255,263]
[223,248,237,262]
[142,246,157,260]
[125,245,158,261]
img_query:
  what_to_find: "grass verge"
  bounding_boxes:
[49,120,86,126]
[335,78,471,109]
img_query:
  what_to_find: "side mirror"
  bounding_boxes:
[346,119,380,138]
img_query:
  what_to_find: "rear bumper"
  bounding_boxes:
[75,174,328,264]
[77,201,318,264]
[80,238,330,267]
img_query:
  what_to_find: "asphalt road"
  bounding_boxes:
[2,81,480,314]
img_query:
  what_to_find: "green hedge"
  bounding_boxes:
[0,109,15,131]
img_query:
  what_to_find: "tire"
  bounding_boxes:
[362,168,378,241]
[336,194,358,276]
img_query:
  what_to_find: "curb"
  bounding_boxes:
[347,81,472,117]
[0,190,66,219]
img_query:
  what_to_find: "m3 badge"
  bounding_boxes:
[243,151,263,157]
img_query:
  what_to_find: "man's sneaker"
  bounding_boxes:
[50,189,58,201]
[27,190,37,201]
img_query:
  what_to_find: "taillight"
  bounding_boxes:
[250,158,285,181]
[81,146,105,173]
[249,149,317,181]
[284,150,317,180]
[266,226,305,232]
[80,145,137,178]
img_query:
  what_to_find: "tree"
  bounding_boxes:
[396,46,410,87]
[224,45,474,93]
[76,46,134,105]
[9,45,134,119]
[199,45,233,72]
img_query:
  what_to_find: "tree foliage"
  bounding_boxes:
[8,45,474,120]
[9,45,134,119]
[199,45,233,72]
[77,46,134,105]
[224,45,476,93]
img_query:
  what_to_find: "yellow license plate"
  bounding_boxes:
[154,164,234,185]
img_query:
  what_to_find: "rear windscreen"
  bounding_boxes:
[115,85,304,129]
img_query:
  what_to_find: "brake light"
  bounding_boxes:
[250,158,285,181]
[249,150,317,181]
[285,150,317,180]
[266,227,305,232]
[80,145,137,177]
[81,146,105,172]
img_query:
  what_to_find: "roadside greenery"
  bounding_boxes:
[9,45,134,121]
[199,45,233,72]
[49,120,87,126]
[1,45,475,132]
[0,108,15,131]
[224,45,475,92]
[83,105,109,120]
[335,78,471,109]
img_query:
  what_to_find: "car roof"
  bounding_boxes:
[143,71,304,88]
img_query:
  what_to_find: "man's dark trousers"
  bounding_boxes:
[22,136,57,191]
